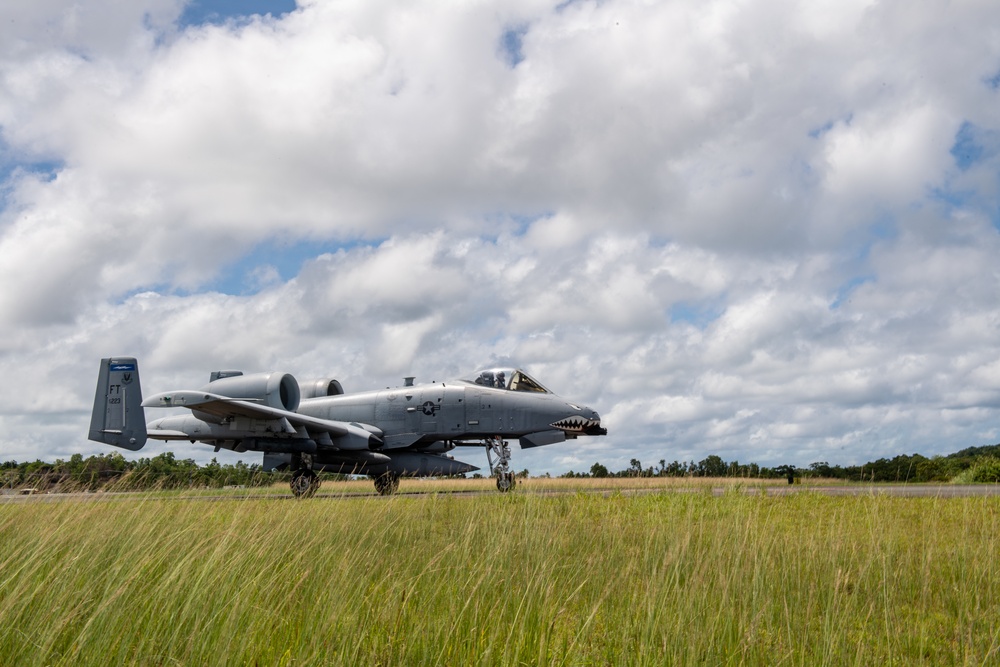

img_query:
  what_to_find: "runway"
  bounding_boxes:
[3,482,1000,503]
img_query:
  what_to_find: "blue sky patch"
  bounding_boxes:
[809,113,852,139]
[808,119,835,139]
[0,156,64,211]
[206,238,379,295]
[499,25,529,68]
[941,122,1000,230]
[869,215,896,241]
[482,211,553,239]
[950,121,999,171]
[179,0,297,27]
[113,238,380,302]
[929,184,1000,232]
[929,184,971,210]
[951,121,982,170]
[669,300,724,329]
[0,152,63,185]
[831,275,874,310]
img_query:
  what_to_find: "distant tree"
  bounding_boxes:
[949,444,1000,459]
[809,461,834,478]
[964,457,1000,483]
[590,462,609,478]
[628,459,643,477]
[698,455,726,477]
[2,466,21,489]
[662,460,685,477]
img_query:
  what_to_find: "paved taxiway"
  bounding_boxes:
[3,483,1000,504]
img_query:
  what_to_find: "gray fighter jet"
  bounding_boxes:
[88,357,607,496]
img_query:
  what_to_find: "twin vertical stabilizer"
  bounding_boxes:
[88,357,147,451]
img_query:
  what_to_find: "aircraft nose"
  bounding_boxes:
[579,405,607,435]
[584,409,607,436]
[551,404,607,436]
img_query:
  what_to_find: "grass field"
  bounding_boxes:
[2,483,998,665]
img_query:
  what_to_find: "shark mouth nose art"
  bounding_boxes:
[551,416,607,435]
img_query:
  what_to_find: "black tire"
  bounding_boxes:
[496,472,515,492]
[291,469,318,498]
[373,473,399,496]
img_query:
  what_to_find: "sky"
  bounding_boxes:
[1,0,999,475]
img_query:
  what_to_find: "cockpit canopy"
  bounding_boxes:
[461,368,551,394]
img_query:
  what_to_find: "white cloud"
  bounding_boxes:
[1,0,999,474]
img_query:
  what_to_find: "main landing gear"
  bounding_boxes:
[372,473,400,496]
[486,436,516,492]
[290,453,321,498]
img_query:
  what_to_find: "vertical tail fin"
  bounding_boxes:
[88,357,147,451]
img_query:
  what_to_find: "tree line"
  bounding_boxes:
[557,445,1000,483]
[3,444,1000,492]
[561,456,787,480]
[1,452,280,492]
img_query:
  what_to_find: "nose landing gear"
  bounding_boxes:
[486,436,516,492]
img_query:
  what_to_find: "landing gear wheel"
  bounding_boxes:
[496,471,516,492]
[372,473,400,496]
[291,469,319,498]
[485,436,516,494]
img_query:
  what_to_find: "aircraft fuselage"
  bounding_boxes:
[299,382,601,449]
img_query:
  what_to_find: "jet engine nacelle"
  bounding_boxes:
[300,378,345,399]
[200,372,301,412]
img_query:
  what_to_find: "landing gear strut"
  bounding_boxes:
[372,473,400,496]
[290,453,321,498]
[486,436,516,492]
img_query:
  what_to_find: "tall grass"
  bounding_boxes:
[1,490,998,665]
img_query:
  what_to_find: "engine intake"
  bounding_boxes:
[201,372,301,412]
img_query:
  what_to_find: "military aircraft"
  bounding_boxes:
[88,357,607,496]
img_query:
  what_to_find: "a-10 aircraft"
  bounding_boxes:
[88,357,606,496]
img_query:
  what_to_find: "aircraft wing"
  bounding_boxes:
[142,390,383,448]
